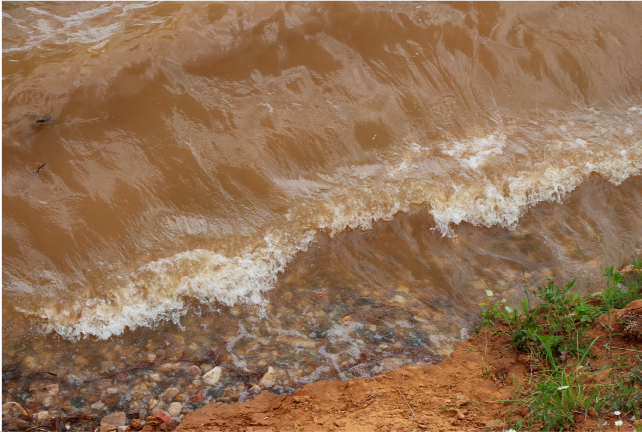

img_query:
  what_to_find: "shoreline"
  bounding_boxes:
[3,265,641,431]
[177,265,642,432]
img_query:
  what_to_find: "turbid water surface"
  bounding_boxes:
[3,1,642,418]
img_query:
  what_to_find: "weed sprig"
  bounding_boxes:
[479,255,642,431]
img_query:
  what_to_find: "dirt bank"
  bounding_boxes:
[177,307,641,432]
[4,271,640,432]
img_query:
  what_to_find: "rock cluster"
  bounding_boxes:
[2,279,464,431]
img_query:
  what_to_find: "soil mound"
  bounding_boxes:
[178,302,641,432]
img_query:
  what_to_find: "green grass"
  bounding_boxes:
[480,255,642,431]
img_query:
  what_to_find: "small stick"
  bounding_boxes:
[36,163,46,173]
[396,388,415,419]
[610,347,640,353]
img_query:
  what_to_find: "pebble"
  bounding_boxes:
[29,384,59,406]
[168,402,183,417]
[160,387,180,402]
[36,411,51,421]
[100,361,116,373]
[129,419,145,430]
[21,356,40,373]
[152,411,172,424]
[391,295,407,305]
[2,402,30,420]
[99,411,127,432]
[130,389,147,399]
[3,256,476,428]
[189,393,203,402]
[184,365,202,377]
[259,366,277,387]
[202,366,222,386]
[158,363,180,373]
[199,363,213,374]
[91,401,106,411]
[84,392,100,403]
[291,337,317,348]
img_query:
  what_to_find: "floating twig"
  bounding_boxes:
[35,163,46,173]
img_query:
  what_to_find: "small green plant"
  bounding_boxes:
[506,418,524,431]
[478,257,642,431]
[527,367,603,430]
[632,255,642,270]
[601,264,640,309]
[602,375,642,418]
[478,289,515,326]
[504,278,598,360]
[573,301,601,323]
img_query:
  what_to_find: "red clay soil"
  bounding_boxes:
[177,302,642,432]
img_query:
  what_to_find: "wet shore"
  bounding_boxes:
[2,294,450,431]
[4,266,641,432]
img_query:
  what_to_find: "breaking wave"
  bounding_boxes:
[24,110,641,339]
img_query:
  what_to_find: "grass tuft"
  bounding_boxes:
[480,255,642,431]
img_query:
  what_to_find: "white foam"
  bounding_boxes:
[442,133,507,169]
[430,156,641,237]
[24,106,642,340]
[295,366,331,384]
[316,322,366,379]
[3,2,160,53]
[28,230,317,339]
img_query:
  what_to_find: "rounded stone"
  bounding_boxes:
[199,363,213,374]
[184,365,202,377]
[2,402,30,420]
[90,401,106,412]
[202,366,222,386]
[36,411,51,421]
[168,402,182,418]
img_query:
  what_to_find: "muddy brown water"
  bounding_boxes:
[2,1,642,417]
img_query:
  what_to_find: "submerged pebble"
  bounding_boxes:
[100,411,126,432]
[202,366,222,386]
[2,274,465,427]
[168,402,183,417]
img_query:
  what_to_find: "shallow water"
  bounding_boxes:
[3,1,642,416]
